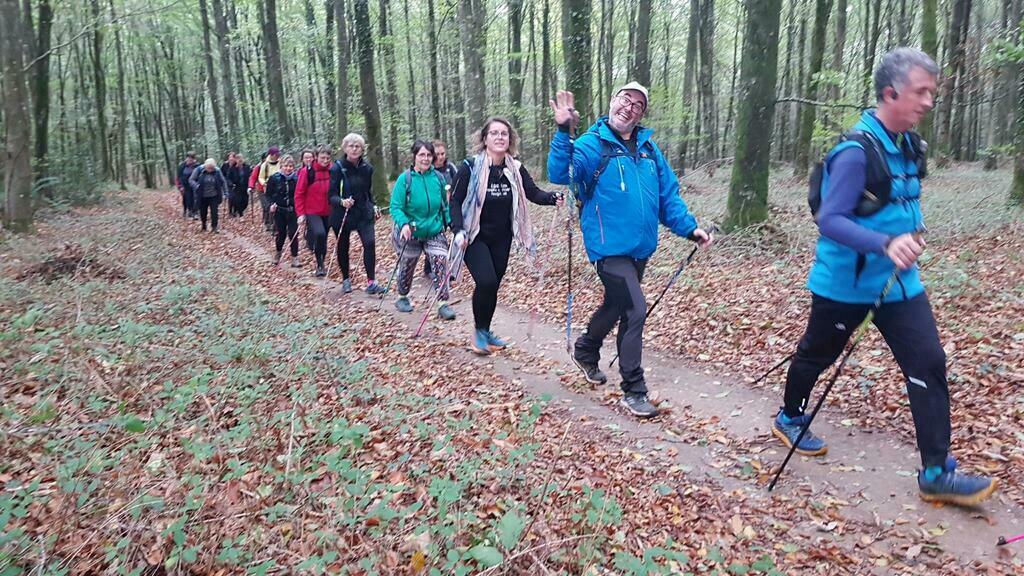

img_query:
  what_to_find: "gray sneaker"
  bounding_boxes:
[272,250,282,265]
[342,279,352,293]
[621,393,659,418]
[437,303,456,320]
[365,282,387,295]
[395,296,413,313]
[290,256,301,268]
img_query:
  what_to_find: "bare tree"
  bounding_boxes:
[353,0,389,203]
[2,0,34,231]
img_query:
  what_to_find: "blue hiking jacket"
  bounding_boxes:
[807,109,925,304]
[547,117,698,262]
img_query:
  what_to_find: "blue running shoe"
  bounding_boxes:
[395,296,413,313]
[772,410,828,456]
[471,329,492,355]
[484,330,508,350]
[918,457,997,506]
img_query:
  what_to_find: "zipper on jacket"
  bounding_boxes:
[595,203,606,244]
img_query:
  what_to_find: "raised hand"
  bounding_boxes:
[549,90,580,129]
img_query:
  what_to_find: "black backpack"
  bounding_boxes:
[808,130,927,219]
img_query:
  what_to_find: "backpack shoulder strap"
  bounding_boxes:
[586,137,617,193]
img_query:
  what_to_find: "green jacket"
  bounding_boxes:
[389,167,450,239]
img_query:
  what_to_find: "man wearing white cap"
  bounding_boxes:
[547,83,714,418]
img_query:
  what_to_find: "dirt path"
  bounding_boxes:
[135,188,1024,573]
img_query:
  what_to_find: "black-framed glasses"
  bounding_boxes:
[616,94,645,114]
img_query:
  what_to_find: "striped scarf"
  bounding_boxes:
[459,153,537,260]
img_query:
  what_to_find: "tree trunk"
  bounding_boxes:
[90,0,111,179]
[109,0,128,188]
[539,0,553,179]
[918,0,938,144]
[509,0,525,127]
[938,0,972,156]
[993,0,1018,147]
[721,4,742,159]
[562,0,593,126]
[378,0,400,177]
[677,0,700,168]
[335,0,350,141]
[198,0,224,151]
[631,0,652,86]
[792,11,807,160]
[793,0,832,178]
[353,0,389,204]
[829,0,847,101]
[448,41,467,157]
[862,0,883,105]
[262,0,293,143]
[2,0,34,231]
[31,0,53,189]
[774,0,796,163]
[1013,47,1024,204]
[427,0,441,138]
[697,0,717,163]
[459,0,487,130]
[726,0,783,230]
[402,0,419,136]
[210,0,238,150]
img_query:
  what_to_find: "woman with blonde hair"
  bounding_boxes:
[331,133,385,294]
[451,116,563,354]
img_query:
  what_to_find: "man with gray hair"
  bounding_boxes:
[772,47,995,505]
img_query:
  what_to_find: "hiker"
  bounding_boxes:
[300,149,315,171]
[266,154,301,267]
[247,152,266,219]
[258,146,282,232]
[188,158,230,233]
[388,139,455,320]
[772,48,995,505]
[422,139,460,279]
[295,145,334,277]
[331,133,385,295]
[231,153,252,217]
[451,117,563,354]
[220,152,238,215]
[548,82,714,418]
[176,151,199,219]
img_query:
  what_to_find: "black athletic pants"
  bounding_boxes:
[462,234,513,330]
[574,256,649,394]
[305,214,329,267]
[783,292,950,468]
[231,189,248,216]
[274,209,299,256]
[335,222,377,281]
[181,188,194,216]
[198,195,221,230]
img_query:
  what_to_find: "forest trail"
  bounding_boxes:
[170,188,1023,572]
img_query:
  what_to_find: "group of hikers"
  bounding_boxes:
[173,47,995,506]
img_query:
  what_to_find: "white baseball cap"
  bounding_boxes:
[616,81,649,108]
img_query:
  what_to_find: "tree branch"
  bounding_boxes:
[775,96,864,110]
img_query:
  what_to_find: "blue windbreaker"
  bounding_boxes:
[807,109,925,304]
[547,117,699,263]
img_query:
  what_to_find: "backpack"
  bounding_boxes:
[808,130,927,218]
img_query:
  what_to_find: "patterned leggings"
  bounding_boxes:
[393,228,450,301]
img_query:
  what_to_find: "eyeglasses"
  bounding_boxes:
[487,130,510,138]
[616,94,645,114]
[415,151,434,158]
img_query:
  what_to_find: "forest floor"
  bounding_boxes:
[1,163,1023,575]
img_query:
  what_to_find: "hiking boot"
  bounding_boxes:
[342,279,352,293]
[290,256,301,268]
[571,353,608,385]
[918,457,997,506]
[471,329,492,355]
[772,410,828,456]
[315,265,327,277]
[272,250,282,265]
[211,227,218,234]
[395,296,413,313]
[484,330,508,350]
[621,392,659,418]
[365,282,387,295]
[437,302,456,320]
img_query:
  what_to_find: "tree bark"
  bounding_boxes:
[862,0,883,105]
[31,0,53,189]
[726,0,783,230]
[562,0,593,126]
[90,0,111,179]
[427,0,441,138]
[378,0,400,177]
[2,0,34,231]
[459,0,487,129]
[509,0,525,127]
[697,0,717,163]
[829,0,847,101]
[793,0,832,178]
[335,0,350,141]
[198,0,224,151]
[722,4,742,159]
[262,0,293,143]
[210,0,238,150]
[1013,42,1024,204]
[631,0,652,86]
[353,0,389,204]
[937,0,972,156]
[918,0,938,144]
[109,0,128,188]
[677,0,700,168]
[402,0,419,136]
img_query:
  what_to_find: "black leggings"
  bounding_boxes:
[274,209,299,255]
[783,293,950,468]
[305,214,329,267]
[181,188,194,215]
[335,222,376,281]
[198,195,221,229]
[462,235,513,330]
[230,190,249,216]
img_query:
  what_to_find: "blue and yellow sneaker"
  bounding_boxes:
[918,457,997,506]
[772,410,828,456]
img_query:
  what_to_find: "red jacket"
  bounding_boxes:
[249,162,262,192]
[295,162,332,217]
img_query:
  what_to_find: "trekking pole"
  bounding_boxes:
[527,202,563,341]
[768,270,901,491]
[275,215,304,269]
[750,353,796,386]
[413,242,459,337]
[564,117,580,355]
[997,534,1024,546]
[377,229,411,311]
